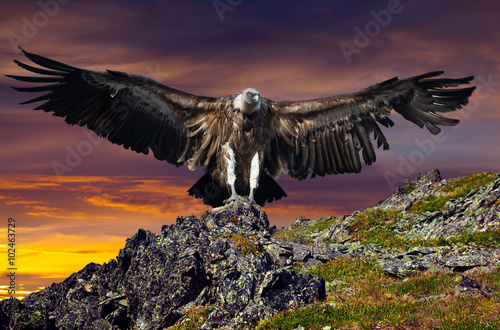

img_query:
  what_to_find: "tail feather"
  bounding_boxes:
[188,172,287,207]
[188,172,228,208]
[254,172,287,206]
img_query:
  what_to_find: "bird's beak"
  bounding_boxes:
[253,95,260,103]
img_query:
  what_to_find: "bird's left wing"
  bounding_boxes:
[7,48,228,168]
[269,71,475,179]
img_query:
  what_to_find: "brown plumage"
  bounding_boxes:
[8,48,475,207]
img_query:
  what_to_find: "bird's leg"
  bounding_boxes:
[223,144,243,204]
[247,152,260,205]
[225,183,240,203]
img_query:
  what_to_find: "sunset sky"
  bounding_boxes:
[1,0,499,298]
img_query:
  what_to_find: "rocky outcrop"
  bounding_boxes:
[1,203,325,330]
[316,169,500,243]
[1,170,499,329]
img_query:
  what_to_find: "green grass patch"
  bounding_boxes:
[324,207,500,250]
[440,172,497,194]
[347,209,408,248]
[307,257,390,285]
[306,217,337,232]
[445,229,500,247]
[408,194,450,214]
[409,172,497,214]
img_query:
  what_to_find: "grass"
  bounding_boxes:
[341,207,500,250]
[408,194,451,214]
[446,229,500,247]
[170,306,215,330]
[274,217,338,246]
[256,257,500,330]
[340,208,423,249]
[274,227,315,245]
[408,172,497,214]
[406,180,415,194]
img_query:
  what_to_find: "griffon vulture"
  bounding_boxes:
[8,48,475,207]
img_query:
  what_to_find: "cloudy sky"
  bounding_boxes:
[1,0,499,298]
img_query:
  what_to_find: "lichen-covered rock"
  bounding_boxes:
[2,202,325,330]
[378,169,444,211]
[453,275,499,300]
[316,170,500,244]
[402,177,500,239]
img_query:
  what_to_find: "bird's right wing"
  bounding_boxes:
[8,48,230,169]
[270,71,475,179]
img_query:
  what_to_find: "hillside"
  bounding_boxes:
[1,169,499,329]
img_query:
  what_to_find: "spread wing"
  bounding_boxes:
[270,71,475,179]
[7,48,229,170]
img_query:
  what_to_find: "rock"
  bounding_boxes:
[382,263,415,278]
[378,169,444,211]
[3,203,325,330]
[290,243,312,263]
[311,242,346,262]
[300,258,324,273]
[453,275,499,300]
[291,216,311,229]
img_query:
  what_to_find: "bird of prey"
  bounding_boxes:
[8,48,475,207]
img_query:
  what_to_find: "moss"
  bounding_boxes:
[293,262,305,274]
[230,234,264,255]
[30,311,44,325]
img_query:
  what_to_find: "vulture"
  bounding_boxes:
[8,48,475,207]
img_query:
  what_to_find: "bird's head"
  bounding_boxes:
[240,88,261,116]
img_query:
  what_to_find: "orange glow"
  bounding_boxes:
[0,173,352,298]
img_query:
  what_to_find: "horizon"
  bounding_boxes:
[1,0,499,299]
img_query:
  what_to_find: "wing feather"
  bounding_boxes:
[8,48,229,169]
[271,71,474,179]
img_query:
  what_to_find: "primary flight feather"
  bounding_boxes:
[8,48,475,207]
